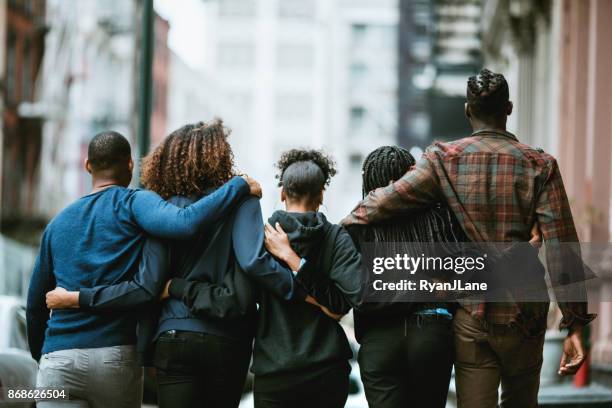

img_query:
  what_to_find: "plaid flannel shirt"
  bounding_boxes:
[343,130,595,331]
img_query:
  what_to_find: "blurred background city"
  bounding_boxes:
[0,0,612,406]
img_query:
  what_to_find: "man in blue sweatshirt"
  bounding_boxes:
[26,131,260,408]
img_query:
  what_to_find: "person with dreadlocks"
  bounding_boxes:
[342,69,595,408]
[42,120,315,408]
[27,125,261,408]
[256,149,363,408]
[342,145,466,408]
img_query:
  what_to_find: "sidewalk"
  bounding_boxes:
[446,375,612,407]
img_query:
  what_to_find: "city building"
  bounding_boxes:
[0,0,46,242]
[397,0,482,150]
[151,12,169,148]
[166,50,221,136]
[481,0,612,390]
[397,0,434,150]
[197,0,399,222]
[0,0,171,298]
[35,0,141,219]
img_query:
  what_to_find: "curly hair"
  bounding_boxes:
[140,119,235,199]
[467,68,509,120]
[275,149,337,201]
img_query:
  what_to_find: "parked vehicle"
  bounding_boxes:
[0,295,38,408]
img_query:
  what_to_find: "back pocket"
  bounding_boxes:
[153,337,191,373]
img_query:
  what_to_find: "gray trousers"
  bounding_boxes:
[36,345,143,408]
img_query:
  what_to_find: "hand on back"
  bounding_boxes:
[241,175,262,198]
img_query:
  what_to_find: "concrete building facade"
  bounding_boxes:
[35,0,140,218]
[196,0,399,222]
[398,0,482,150]
[151,12,169,148]
[482,0,612,385]
[1,0,46,241]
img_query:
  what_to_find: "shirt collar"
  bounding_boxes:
[471,129,518,142]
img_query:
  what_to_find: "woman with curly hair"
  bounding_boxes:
[255,149,364,408]
[43,120,314,408]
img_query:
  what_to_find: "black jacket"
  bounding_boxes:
[251,211,363,389]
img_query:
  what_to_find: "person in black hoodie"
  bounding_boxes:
[254,149,364,408]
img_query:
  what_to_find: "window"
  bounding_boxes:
[276,44,314,71]
[350,62,367,82]
[275,93,312,119]
[22,38,31,102]
[225,92,253,117]
[219,0,256,17]
[217,43,255,68]
[350,106,366,129]
[349,153,363,169]
[23,0,33,15]
[6,30,17,104]
[278,0,315,19]
[351,24,367,43]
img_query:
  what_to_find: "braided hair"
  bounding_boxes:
[466,68,510,121]
[275,149,337,203]
[356,146,466,245]
[362,146,415,199]
[140,118,235,199]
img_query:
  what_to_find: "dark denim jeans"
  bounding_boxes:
[153,330,252,408]
[358,314,454,408]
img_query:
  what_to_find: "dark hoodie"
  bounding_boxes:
[252,210,363,392]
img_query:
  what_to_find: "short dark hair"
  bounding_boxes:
[467,69,510,120]
[87,131,131,171]
[362,146,415,198]
[275,149,337,202]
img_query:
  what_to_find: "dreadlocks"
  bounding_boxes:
[466,68,510,121]
[357,146,466,245]
[362,146,415,199]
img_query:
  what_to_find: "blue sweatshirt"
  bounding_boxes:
[26,177,249,361]
[77,196,304,344]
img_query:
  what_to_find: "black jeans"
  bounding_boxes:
[154,330,252,408]
[254,364,350,408]
[358,315,454,408]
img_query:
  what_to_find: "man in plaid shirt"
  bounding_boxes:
[342,69,595,407]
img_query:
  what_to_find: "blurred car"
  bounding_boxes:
[0,295,38,408]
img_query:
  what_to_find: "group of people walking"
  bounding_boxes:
[27,69,594,408]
